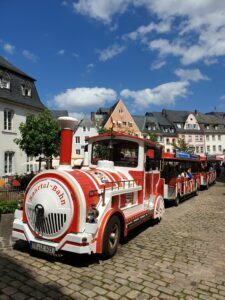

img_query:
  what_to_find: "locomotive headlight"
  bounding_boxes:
[87,205,99,223]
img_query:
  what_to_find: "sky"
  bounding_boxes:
[1,0,225,120]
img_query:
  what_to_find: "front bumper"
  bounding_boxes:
[12,210,96,254]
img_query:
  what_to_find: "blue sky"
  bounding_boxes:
[1,0,225,119]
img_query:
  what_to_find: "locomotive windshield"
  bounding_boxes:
[91,139,139,167]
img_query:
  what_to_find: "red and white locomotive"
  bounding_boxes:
[12,117,165,257]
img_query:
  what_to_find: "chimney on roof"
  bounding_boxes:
[194,109,198,115]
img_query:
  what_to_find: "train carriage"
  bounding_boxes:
[161,152,198,206]
[12,117,165,258]
[198,155,217,189]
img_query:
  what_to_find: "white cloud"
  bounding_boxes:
[124,20,171,41]
[174,68,209,82]
[52,87,117,111]
[87,63,94,69]
[58,49,65,55]
[220,94,225,101]
[120,81,189,108]
[3,43,15,55]
[151,60,166,70]
[73,0,130,23]
[143,1,225,65]
[98,44,126,61]
[69,112,85,120]
[72,52,79,58]
[22,50,38,62]
[61,1,68,6]
[73,0,225,65]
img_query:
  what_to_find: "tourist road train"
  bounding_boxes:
[12,117,218,258]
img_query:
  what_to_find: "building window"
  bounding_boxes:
[122,121,126,126]
[76,149,80,155]
[119,108,123,113]
[4,109,14,130]
[214,125,218,130]
[166,138,170,145]
[128,121,133,127]
[207,146,210,152]
[83,126,86,132]
[199,135,203,142]
[213,145,216,152]
[188,135,192,142]
[196,146,199,153]
[195,135,199,141]
[218,145,222,152]
[218,135,221,141]
[4,151,14,174]
[212,135,215,141]
[117,121,122,127]
[205,124,209,130]
[206,135,209,141]
[0,72,10,89]
[177,123,182,128]
[26,156,35,173]
[75,137,80,143]
[21,82,32,97]
[200,146,204,153]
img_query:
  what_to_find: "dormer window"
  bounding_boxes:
[0,71,10,89]
[119,108,123,113]
[177,123,182,128]
[21,82,32,97]
[205,124,209,130]
[214,125,218,130]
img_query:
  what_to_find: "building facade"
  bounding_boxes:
[92,99,142,137]
[72,118,98,163]
[137,109,225,156]
[0,56,45,177]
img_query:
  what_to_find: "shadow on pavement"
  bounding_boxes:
[13,240,101,268]
[0,249,70,299]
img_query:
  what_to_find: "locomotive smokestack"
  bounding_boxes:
[58,116,77,169]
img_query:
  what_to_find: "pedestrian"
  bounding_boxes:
[186,167,193,180]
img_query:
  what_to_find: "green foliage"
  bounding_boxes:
[171,138,190,152]
[98,127,110,134]
[14,110,60,169]
[146,132,158,142]
[0,201,18,214]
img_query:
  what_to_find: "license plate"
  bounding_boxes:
[30,242,55,254]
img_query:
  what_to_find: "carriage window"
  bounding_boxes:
[91,139,139,167]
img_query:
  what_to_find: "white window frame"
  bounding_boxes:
[4,109,14,131]
[4,151,15,175]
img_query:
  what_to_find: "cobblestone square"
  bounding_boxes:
[0,179,225,299]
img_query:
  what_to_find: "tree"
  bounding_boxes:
[146,132,158,142]
[171,138,190,152]
[98,127,110,134]
[15,110,60,171]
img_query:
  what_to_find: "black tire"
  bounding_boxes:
[174,195,180,207]
[102,215,121,258]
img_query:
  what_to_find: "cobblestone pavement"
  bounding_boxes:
[0,180,225,300]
